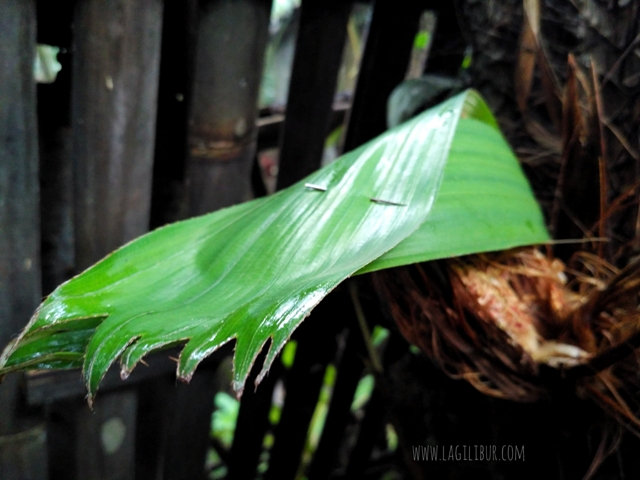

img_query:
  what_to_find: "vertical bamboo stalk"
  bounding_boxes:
[0,0,41,368]
[152,368,219,479]
[0,1,48,477]
[307,1,427,475]
[186,0,273,216]
[48,391,138,480]
[422,2,467,76]
[342,0,425,152]
[306,319,366,479]
[264,5,355,473]
[228,348,283,480]
[275,0,353,190]
[71,0,164,270]
[155,1,274,477]
[263,291,344,480]
[63,2,164,479]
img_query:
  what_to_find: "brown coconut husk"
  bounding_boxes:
[371,26,640,444]
[373,247,640,433]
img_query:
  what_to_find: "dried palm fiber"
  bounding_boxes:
[374,247,640,432]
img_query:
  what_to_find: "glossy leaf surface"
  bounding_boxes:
[0,90,549,399]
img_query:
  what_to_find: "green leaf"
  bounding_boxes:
[361,109,545,273]
[0,90,549,400]
[211,392,240,448]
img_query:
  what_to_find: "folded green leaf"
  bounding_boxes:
[0,90,549,400]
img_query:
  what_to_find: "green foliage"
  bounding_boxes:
[0,90,548,402]
[413,31,430,50]
[351,374,375,412]
[306,364,336,453]
[34,44,62,84]
[281,340,297,369]
[211,392,240,449]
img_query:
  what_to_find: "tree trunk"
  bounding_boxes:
[372,3,640,480]
[405,1,640,478]
[456,0,640,265]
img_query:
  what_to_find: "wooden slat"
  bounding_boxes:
[343,331,407,477]
[183,2,276,477]
[256,102,349,152]
[48,390,138,480]
[61,2,165,479]
[306,320,366,479]
[0,426,48,480]
[263,289,344,480]
[261,4,357,475]
[160,369,220,480]
[342,0,427,152]
[150,0,198,228]
[422,2,467,76]
[185,0,273,216]
[161,2,274,477]
[134,362,223,480]
[227,346,283,480]
[306,1,427,475]
[0,4,48,477]
[134,344,231,480]
[0,0,41,376]
[71,0,164,270]
[274,0,353,190]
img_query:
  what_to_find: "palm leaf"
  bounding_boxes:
[0,90,549,400]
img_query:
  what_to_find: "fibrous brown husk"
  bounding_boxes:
[374,247,640,432]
